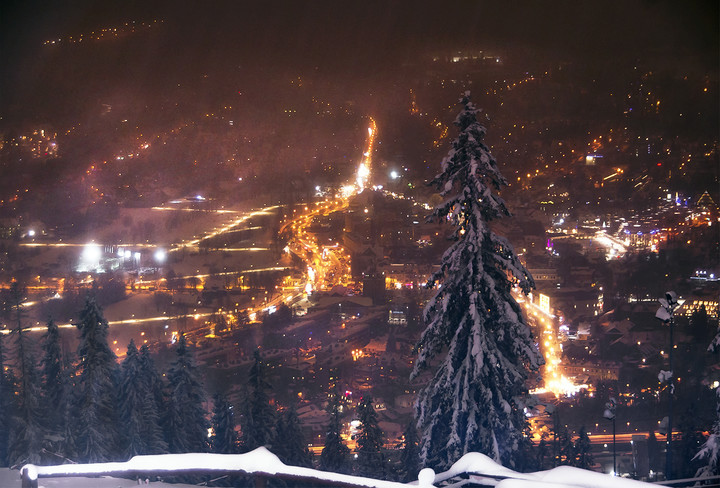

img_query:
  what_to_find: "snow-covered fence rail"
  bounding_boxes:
[20,448,657,488]
[427,452,654,488]
[19,447,431,488]
[652,475,720,487]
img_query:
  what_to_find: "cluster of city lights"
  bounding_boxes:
[355,119,377,193]
[43,20,163,46]
[518,291,588,399]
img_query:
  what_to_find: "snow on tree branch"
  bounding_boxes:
[412,92,542,471]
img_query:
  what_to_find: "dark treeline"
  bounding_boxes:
[0,293,415,485]
[0,296,310,478]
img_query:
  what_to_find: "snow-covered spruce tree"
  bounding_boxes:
[7,344,43,466]
[411,92,542,470]
[119,340,148,458]
[274,404,312,467]
[57,354,78,462]
[166,333,209,453]
[355,396,386,478]
[573,426,593,469]
[319,390,350,473]
[73,296,120,463]
[138,344,168,454]
[536,433,550,470]
[211,392,238,454]
[557,427,574,466]
[693,329,720,478]
[0,333,12,466]
[40,319,65,436]
[241,350,276,452]
[6,281,44,466]
[399,420,420,482]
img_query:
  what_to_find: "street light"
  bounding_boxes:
[603,397,617,475]
[154,248,166,264]
[656,290,680,480]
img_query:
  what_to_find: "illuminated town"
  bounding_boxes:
[0,1,717,486]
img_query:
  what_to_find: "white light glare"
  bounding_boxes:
[78,242,102,272]
[154,249,166,263]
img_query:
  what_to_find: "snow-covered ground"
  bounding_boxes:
[0,468,197,487]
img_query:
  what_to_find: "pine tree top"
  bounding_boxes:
[76,296,116,362]
[431,91,510,233]
[249,349,271,390]
[126,339,138,356]
[139,343,157,367]
[43,318,59,338]
[41,319,63,376]
[169,333,196,373]
[121,340,141,373]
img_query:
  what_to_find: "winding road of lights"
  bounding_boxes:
[5,122,379,340]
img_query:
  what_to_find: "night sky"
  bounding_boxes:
[2,1,717,88]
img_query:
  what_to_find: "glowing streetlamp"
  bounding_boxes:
[656,290,681,480]
[79,242,102,272]
[154,248,166,264]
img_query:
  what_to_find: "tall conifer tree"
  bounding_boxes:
[211,392,238,454]
[7,282,44,465]
[241,350,276,451]
[274,404,312,467]
[166,334,208,453]
[73,296,120,463]
[319,390,349,473]
[557,428,574,466]
[355,396,386,478]
[399,420,420,482]
[0,333,12,466]
[412,92,542,470]
[7,350,43,466]
[58,353,78,462]
[573,427,593,468]
[693,329,720,479]
[119,340,147,458]
[1,370,20,466]
[138,344,168,454]
[40,318,65,448]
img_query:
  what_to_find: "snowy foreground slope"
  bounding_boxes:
[0,468,196,487]
[12,448,652,488]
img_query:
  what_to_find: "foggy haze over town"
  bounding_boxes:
[0,1,718,486]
